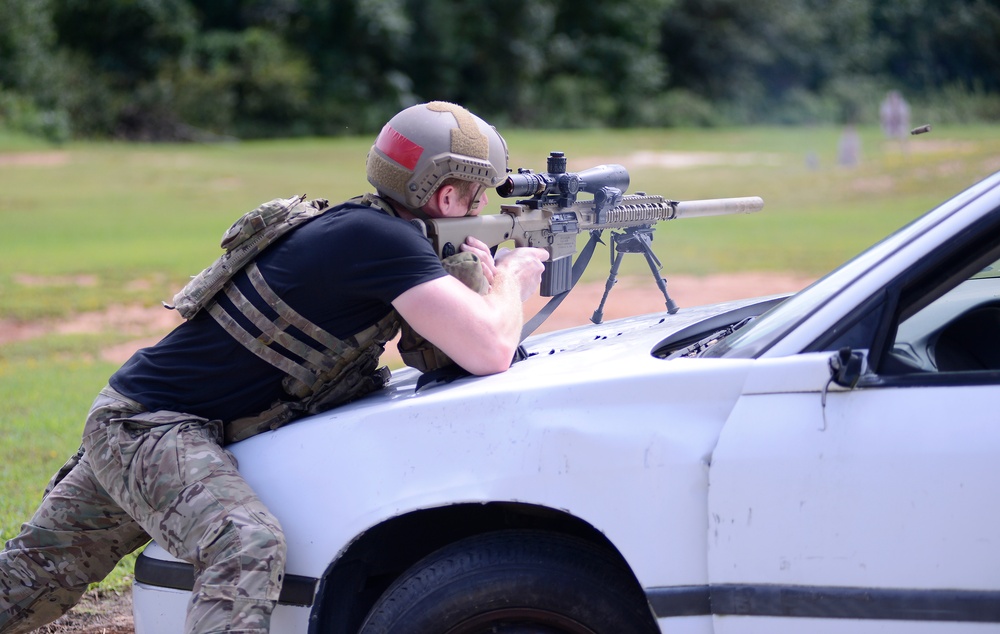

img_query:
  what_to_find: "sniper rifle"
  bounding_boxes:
[418,151,763,337]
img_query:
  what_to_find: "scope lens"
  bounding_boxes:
[497,173,545,198]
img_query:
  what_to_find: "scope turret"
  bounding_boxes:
[496,152,630,208]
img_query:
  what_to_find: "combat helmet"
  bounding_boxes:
[366,101,508,211]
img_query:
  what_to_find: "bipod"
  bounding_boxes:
[591,225,679,324]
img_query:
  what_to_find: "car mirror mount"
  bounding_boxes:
[820,347,865,431]
[829,347,864,388]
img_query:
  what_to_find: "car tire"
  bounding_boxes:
[357,529,659,634]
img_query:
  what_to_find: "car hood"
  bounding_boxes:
[375,293,788,401]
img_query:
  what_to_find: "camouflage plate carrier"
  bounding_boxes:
[166,194,400,443]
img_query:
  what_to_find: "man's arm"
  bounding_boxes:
[392,246,547,375]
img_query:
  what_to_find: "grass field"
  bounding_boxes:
[1,124,999,591]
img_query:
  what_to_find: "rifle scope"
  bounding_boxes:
[496,152,630,206]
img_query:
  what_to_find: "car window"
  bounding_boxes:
[972,259,1000,280]
[885,262,1000,375]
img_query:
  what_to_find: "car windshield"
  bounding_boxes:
[702,182,989,359]
[701,247,886,359]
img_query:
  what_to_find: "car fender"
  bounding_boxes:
[228,315,761,589]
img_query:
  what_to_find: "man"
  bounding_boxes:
[0,101,547,633]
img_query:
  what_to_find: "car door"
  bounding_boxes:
[706,216,1000,633]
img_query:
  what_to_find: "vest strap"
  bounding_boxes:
[208,299,319,387]
[244,263,346,353]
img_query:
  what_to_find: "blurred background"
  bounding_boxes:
[2,0,998,143]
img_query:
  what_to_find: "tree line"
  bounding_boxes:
[2,0,998,143]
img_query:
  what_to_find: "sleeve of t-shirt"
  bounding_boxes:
[337,211,448,304]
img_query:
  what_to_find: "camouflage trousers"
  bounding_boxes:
[0,387,286,634]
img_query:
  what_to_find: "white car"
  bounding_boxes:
[133,171,1000,633]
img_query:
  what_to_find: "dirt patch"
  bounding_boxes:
[0,304,184,363]
[0,151,70,167]
[37,588,134,634]
[13,274,99,287]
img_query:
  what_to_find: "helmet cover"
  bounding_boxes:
[366,102,508,209]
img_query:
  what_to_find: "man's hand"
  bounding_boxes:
[460,236,547,300]
[459,236,498,285]
[493,245,548,302]
[393,244,548,375]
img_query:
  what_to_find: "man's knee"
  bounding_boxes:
[185,506,285,633]
[237,506,286,587]
[196,505,286,599]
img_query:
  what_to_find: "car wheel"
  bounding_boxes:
[358,529,659,634]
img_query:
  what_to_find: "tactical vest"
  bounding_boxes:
[167,193,402,443]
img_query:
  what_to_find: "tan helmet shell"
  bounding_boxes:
[366,101,509,210]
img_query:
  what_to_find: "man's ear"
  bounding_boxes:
[427,183,463,217]
[436,183,461,214]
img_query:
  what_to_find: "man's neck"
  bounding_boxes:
[381,195,428,221]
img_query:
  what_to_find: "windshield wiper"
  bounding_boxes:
[665,317,755,360]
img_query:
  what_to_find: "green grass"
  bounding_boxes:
[1,124,999,592]
[0,350,136,588]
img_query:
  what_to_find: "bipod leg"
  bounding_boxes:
[635,232,679,314]
[591,248,625,324]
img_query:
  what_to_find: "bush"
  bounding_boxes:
[769,89,839,126]
[814,76,884,125]
[532,75,617,129]
[167,63,239,137]
[649,89,720,128]
[53,52,120,139]
[916,83,1000,125]
[175,28,315,139]
[0,90,70,143]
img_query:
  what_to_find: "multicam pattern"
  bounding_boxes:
[398,251,489,372]
[0,388,286,634]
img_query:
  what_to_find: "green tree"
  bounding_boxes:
[386,0,671,128]
[6,0,1000,140]
[660,0,883,123]
[873,0,1000,93]
[0,0,58,96]
[53,0,196,82]
[274,0,671,131]
[540,0,672,127]
[0,0,70,140]
[177,27,314,137]
[49,0,199,138]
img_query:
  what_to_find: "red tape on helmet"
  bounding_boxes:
[375,124,424,170]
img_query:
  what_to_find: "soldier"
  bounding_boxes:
[0,102,548,634]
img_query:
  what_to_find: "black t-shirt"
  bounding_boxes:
[109,202,446,421]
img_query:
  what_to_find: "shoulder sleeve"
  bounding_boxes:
[334,210,448,304]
